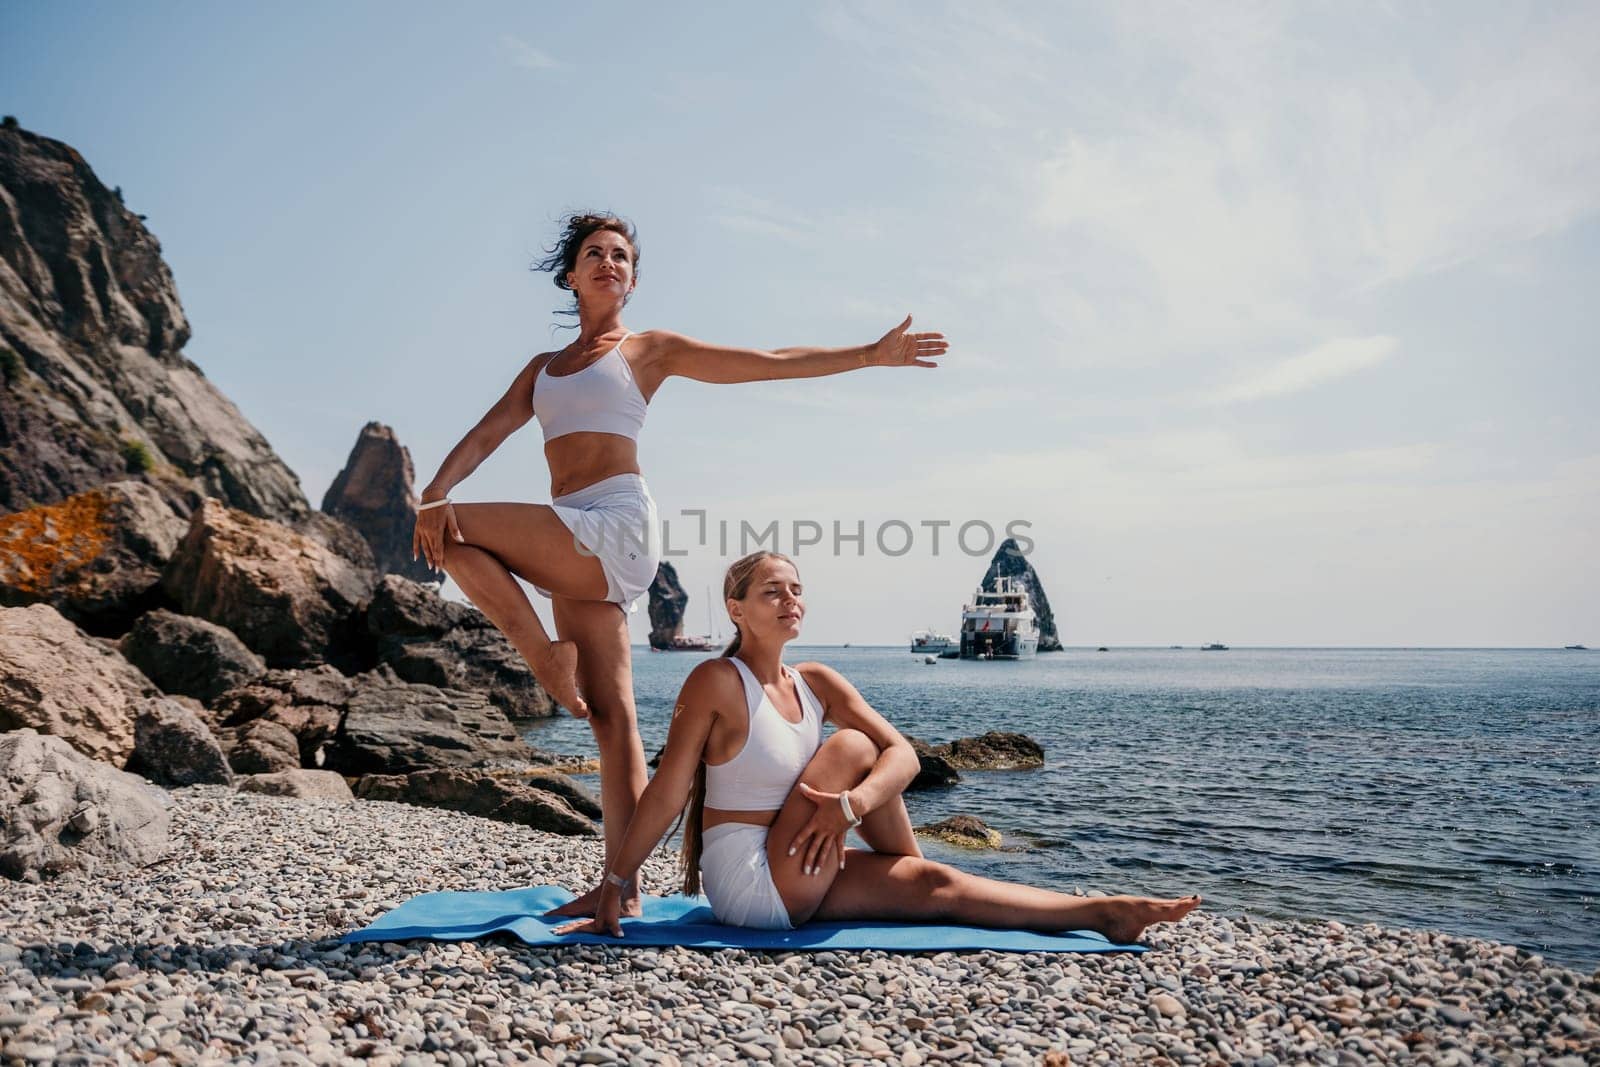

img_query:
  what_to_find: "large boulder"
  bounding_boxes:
[321,421,434,583]
[903,736,961,791]
[118,608,266,703]
[0,480,185,634]
[366,575,553,720]
[647,561,691,650]
[208,666,351,768]
[915,815,1003,849]
[978,537,1064,652]
[237,769,353,801]
[0,602,160,765]
[0,122,308,522]
[161,497,377,669]
[354,767,599,836]
[217,718,301,775]
[0,727,170,881]
[934,731,1044,771]
[123,696,234,788]
[327,665,540,775]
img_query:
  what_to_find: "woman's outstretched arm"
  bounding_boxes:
[553,662,724,937]
[651,315,947,385]
[785,662,922,870]
[413,355,545,569]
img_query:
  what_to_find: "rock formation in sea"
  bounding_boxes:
[647,561,690,650]
[979,536,1063,651]
[321,421,435,583]
[914,814,1003,849]
[0,122,308,521]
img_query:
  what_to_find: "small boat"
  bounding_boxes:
[1169,645,1182,649]
[909,629,955,655]
[657,587,722,651]
[658,633,718,652]
[1201,642,1229,651]
[1096,646,1109,652]
[1565,644,1589,650]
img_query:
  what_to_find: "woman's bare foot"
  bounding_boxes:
[544,881,644,920]
[529,639,588,717]
[1098,894,1203,944]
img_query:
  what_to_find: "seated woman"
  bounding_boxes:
[556,551,1201,942]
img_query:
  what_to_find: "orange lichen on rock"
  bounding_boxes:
[0,489,115,595]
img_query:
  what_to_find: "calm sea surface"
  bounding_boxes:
[521,646,1600,971]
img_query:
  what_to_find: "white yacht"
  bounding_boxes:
[909,629,956,655]
[958,576,1040,659]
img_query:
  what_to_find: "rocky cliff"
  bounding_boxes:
[980,537,1063,651]
[0,120,308,521]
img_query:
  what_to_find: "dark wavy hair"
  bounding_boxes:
[530,212,640,328]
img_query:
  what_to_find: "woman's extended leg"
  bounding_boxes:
[439,502,610,715]
[766,732,1199,939]
[546,594,648,917]
[812,854,1200,943]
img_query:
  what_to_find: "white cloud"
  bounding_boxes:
[820,2,1600,371]
[704,186,884,249]
[1195,335,1397,406]
[500,34,561,71]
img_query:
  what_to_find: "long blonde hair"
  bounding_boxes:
[676,550,798,896]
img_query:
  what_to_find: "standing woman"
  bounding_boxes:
[411,212,948,914]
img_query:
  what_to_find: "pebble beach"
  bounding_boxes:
[2,786,1596,1066]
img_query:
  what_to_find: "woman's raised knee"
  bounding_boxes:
[820,728,877,771]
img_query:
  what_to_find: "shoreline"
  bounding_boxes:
[1,786,1595,1065]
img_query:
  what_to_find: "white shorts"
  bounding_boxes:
[531,473,660,614]
[700,823,793,930]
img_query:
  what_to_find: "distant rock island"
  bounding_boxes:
[322,421,435,584]
[647,561,690,650]
[979,536,1063,651]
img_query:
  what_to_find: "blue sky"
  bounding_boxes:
[5,2,1597,646]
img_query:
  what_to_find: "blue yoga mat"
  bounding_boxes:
[339,884,1147,954]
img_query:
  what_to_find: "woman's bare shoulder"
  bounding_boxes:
[792,661,852,702]
[681,657,744,707]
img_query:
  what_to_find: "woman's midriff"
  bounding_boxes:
[703,808,780,830]
[546,434,641,498]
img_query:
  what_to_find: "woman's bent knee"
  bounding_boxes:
[820,728,877,768]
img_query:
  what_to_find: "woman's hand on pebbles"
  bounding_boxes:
[865,314,947,368]
[789,782,854,876]
[412,502,464,572]
[553,883,624,938]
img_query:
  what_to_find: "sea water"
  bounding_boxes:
[522,646,1600,971]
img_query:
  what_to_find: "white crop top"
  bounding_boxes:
[530,331,648,443]
[703,657,826,811]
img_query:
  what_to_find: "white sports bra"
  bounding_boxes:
[704,657,826,811]
[530,331,648,444]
